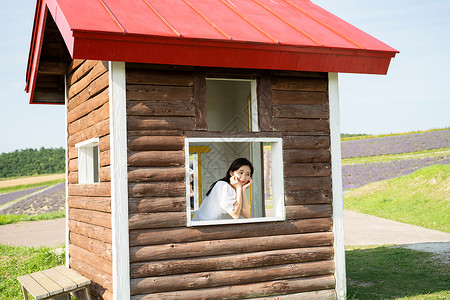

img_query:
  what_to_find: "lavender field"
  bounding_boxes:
[341,129,450,158]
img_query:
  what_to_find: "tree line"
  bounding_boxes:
[0,147,65,178]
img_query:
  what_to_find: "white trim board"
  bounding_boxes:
[109,61,131,300]
[64,75,69,267]
[329,72,346,299]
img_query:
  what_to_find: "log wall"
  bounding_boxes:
[67,60,113,300]
[126,64,334,299]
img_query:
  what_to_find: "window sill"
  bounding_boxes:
[187,216,286,227]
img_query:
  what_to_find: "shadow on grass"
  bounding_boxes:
[346,245,449,299]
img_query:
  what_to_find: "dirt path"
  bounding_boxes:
[0,174,65,189]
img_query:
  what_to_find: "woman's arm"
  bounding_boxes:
[228,177,252,219]
[240,182,251,218]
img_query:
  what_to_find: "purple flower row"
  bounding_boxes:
[341,129,450,158]
[0,183,65,215]
[0,186,47,206]
[342,156,450,191]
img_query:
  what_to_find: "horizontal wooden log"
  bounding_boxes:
[282,131,329,137]
[68,183,111,197]
[130,232,333,262]
[128,136,184,151]
[68,102,109,135]
[285,177,332,191]
[129,212,186,230]
[99,166,111,182]
[69,244,112,275]
[127,129,184,137]
[282,135,330,150]
[128,167,185,182]
[286,204,333,220]
[128,197,186,213]
[69,208,112,228]
[129,182,185,198]
[38,61,69,75]
[68,220,112,243]
[272,90,328,105]
[67,60,97,86]
[68,61,108,99]
[89,282,113,300]
[68,196,111,213]
[272,104,329,119]
[127,100,195,117]
[68,72,109,111]
[130,246,333,278]
[68,158,77,172]
[184,131,282,138]
[68,147,78,159]
[128,151,184,167]
[99,134,110,151]
[129,218,332,246]
[126,68,193,86]
[284,149,331,163]
[249,289,336,300]
[131,275,335,300]
[285,190,332,205]
[70,232,112,261]
[68,171,78,184]
[100,150,110,167]
[128,116,195,131]
[131,260,334,295]
[68,119,110,147]
[67,59,85,75]
[270,70,327,78]
[69,257,113,291]
[67,88,109,124]
[271,76,328,92]
[127,85,193,101]
[273,118,329,132]
[284,163,331,177]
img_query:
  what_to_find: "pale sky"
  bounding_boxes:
[0,0,449,154]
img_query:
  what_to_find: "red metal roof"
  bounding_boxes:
[26,0,398,103]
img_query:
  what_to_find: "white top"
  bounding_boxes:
[192,181,236,221]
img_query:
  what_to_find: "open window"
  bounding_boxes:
[75,138,100,184]
[186,137,285,226]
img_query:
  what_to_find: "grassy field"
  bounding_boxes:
[344,164,450,232]
[0,178,65,194]
[0,211,65,226]
[0,245,65,300]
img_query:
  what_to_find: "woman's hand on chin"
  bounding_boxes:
[230,176,243,189]
[243,177,253,190]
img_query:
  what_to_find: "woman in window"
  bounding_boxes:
[193,158,253,221]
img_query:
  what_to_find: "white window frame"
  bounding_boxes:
[75,138,100,184]
[185,137,285,227]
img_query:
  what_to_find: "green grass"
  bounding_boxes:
[0,245,65,300]
[0,211,66,226]
[342,148,450,165]
[344,164,450,232]
[346,245,449,299]
[0,178,65,194]
[341,127,450,142]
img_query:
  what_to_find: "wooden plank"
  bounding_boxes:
[127,136,184,151]
[257,73,273,131]
[271,76,328,92]
[129,182,185,198]
[29,271,63,297]
[41,267,77,292]
[69,257,113,291]
[130,246,333,278]
[285,204,333,219]
[128,151,185,167]
[67,59,85,75]
[130,232,333,262]
[270,70,328,78]
[129,212,186,230]
[249,289,336,299]
[67,88,109,124]
[100,149,111,167]
[70,231,112,261]
[285,190,332,205]
[127,129,184,137]
[127,100,195,116]
[53,266,91,287]
[67,60,97,86]
[69,244,113,276]
[69,208,112,228]
[193,68,207,130]
[273,118,329,132]
[67,119,110,147]
[99,134,110,151]
[99,166,111,182]
[284,177,332,191]
[282,135,330,150]
[131,275,335,300]
[130,260,334,295]
[129,218,333,246]
[127,85,193,101]
[272,104,329,119]
[17,274,50,299]
[284,163,331,177]
[68,183,111,197]
[68,220,112,243]
[38,61,69,75]
[69,61,108,99]
[128,197,186,213]
[127,116,195,131]
[67,195,109,213]
[68,102,109,135]
[272,90,328,105]
[128,167,185,182]
[184,130,282,138]
[68,72,109,111]
[284,149,331,163]
[126,68,194,86]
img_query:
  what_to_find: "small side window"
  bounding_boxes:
[75,138,100,184]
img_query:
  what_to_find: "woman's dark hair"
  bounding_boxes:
[205,158,254,196]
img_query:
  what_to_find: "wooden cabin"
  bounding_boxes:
[25,1,397,299]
